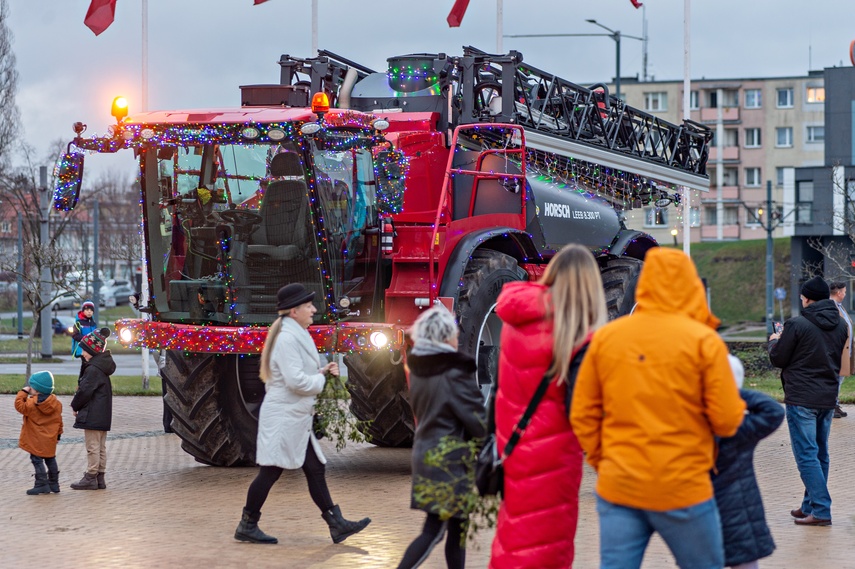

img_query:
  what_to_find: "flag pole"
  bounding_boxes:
[682,0,691,256]
[311,0,318,55]
[496,0,503,53]
[142,0,148,111]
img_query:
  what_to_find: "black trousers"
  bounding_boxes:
[30,454,58,476]
[397,513,465,569]
[244,443,334,516]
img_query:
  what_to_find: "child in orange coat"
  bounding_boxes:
[15,371,64,495]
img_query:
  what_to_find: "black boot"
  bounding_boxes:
[321,504,371,544]
[47,465,60,493]
[70,472,99,490]
[27,473,51,495]
[234,508,278,544]
[97,473,106,489]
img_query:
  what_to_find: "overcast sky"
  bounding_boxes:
[9,0,855,181]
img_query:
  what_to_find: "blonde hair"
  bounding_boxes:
[539,244,607,384]
[259,311,289,383]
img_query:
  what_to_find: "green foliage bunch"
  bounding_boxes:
[313,371,373,451]
[413,435,501,547]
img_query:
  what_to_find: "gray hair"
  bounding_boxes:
[410,306,458,344]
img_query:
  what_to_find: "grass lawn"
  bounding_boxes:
[0,374,162,396]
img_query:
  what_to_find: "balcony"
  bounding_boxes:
[708,146,740,162]
[700,224,741,240]
[701,186,740,200]
[692,107,740,123]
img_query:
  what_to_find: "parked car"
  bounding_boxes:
[50,291,80,310]
[52,315,76,336]
[99,279,135,306]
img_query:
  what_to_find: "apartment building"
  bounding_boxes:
[613,72,826,245]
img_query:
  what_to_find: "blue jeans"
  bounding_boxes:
[786,404,833,519]
[596,495,724,569]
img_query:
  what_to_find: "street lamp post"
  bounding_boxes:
[505,20,644,100]
[585,19,640,100]
[740,180,781,335]
[670,228,679,247]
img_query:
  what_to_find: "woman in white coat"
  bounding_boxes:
[234,283,371,545]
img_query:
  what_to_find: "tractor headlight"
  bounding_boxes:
[119,327,134,344]
[369,331,389,348]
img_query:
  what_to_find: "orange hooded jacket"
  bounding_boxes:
[570,247,746,511]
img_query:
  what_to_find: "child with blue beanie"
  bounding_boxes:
[15,371,64,495]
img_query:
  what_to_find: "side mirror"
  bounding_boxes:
[53,152,85,211]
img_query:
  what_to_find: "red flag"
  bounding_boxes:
[254,0,271,4]
[84,0,117,36]
[447,0,470,28]
[630,0,643,7]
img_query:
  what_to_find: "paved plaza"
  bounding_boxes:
[1,394,854,568]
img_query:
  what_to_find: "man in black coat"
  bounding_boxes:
[70,327,116,491]
[768,276,848,526]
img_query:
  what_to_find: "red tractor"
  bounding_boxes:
[55,48,711,465]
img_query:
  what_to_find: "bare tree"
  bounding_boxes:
[90,169,141,281]
[0,0,19,168]
[805,163,855,280]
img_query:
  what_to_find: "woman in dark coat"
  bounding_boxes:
[397,306,486,569]
[713,358,785,569]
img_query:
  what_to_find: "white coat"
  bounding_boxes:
[255,316,327,469]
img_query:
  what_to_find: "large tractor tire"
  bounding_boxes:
[161,351,261,466]
[456,250,528,402]
[344,350,414,447]
[600,256,643,320]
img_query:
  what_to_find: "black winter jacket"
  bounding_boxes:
[407,350,486,518]
[712,389,784,566]
[70,351,116,431]
[768,298,848,409]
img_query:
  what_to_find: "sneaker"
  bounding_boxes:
[834,405,847,419]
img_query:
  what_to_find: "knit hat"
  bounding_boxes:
[800,276,830,302]
[81,300,95,311]
[80,327,111,356]
[28,371,55,395]
[276,283,315,311]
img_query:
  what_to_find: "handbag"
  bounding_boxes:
[475,369,554,497]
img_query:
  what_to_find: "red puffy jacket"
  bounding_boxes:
[489,281,583,569]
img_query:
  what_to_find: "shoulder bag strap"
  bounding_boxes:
[500,368,553,461]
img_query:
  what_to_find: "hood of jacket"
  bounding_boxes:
[635,247,720,329]
[34,393,62,415]
[495,281,549,329]
[803,298,841,331]
[407,350,476,377]
[85,350,117,376]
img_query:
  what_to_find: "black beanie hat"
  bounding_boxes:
[801,276,830,302]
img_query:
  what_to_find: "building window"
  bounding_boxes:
[724,167,738,186]
[796,181,813,224]
[0,220,10,233]
[689,90,699,110]
[806,125,825,143]
[704,206,738,225]
[776,88,794,108]
[711,129,739,147]
[708,90,739,108]
[806,86,825,103]
[744,128,762,148]
[744,89,762,109]
[644,207,668,227]
[776,166,789,186]
[745,168,762,187]
[776,127,793,147]
[689,207,700,227]
[644,92,667,112]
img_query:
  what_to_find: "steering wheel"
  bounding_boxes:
[220,209,262,237]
